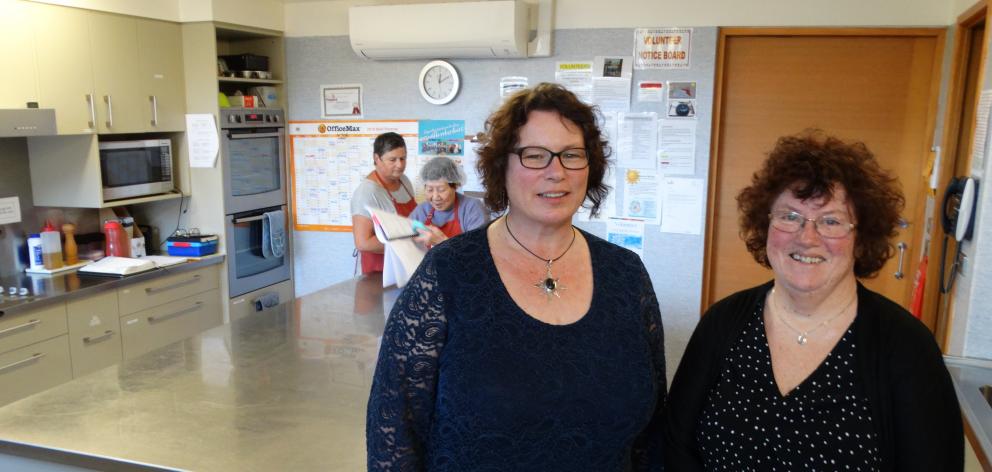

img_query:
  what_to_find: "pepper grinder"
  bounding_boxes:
[62,223,78,265]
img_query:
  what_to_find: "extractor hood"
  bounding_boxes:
[0,108,57,137]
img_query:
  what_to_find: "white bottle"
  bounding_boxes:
[27,234,43,270]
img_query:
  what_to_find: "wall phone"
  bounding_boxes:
[939,176,978,293]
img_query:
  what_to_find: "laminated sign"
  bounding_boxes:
[634,27,692,69]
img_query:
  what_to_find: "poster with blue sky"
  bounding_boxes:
[418,120,465,156]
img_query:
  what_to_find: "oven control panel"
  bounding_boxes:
[221,108,284,129]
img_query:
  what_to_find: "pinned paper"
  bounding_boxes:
[185,114,219,168]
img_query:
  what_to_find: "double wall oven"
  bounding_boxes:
[221,108,290,299]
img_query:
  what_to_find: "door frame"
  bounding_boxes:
[932,2,989,348]
[702,27,947,315]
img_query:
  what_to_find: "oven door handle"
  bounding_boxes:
[227,132,282,140]
[233,215,265,224]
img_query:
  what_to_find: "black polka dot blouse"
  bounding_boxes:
[695,297,882,471]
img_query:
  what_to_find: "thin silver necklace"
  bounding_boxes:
[504,217,576,299]
[770,287,857,345]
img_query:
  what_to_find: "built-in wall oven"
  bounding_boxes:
[226,205,290,297]
[221,108,290,298]
[221,108,286,214]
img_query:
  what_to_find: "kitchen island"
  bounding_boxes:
[0,274,395,471]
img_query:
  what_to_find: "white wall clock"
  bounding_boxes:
[418,60,460,105]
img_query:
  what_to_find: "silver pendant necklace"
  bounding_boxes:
[504,217,577,299]
[770,287,857,345]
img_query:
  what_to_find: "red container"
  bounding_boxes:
[103,220,130,258]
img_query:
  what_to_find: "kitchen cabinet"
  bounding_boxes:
[121,289,220,359]
[0,0,40,108]
[66,291,121,378]
[27,134,182,208]
[31,2,97,135]
[138,19,186,132]
[27,2,186,135]
[0,303,72,406]
[89,12,143,134]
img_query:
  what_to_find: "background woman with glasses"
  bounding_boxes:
[367,83,666,470]
[409,156,489,247]
[665,131,962,470]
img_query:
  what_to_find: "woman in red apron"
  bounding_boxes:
[410,156,489,248]
[350,132,417,274]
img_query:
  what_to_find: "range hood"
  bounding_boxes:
[0,108,57,137]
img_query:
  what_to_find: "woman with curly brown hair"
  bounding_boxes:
[665,131,962,471]
[367,83,666,471]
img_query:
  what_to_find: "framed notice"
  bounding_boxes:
[320,84,363,118]
[633,28,692,69]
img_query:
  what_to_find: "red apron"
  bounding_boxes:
[425,196,463,239]
[361,173,417,274]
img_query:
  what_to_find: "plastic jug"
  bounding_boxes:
[40,221,63,270]
[103,220,130,258]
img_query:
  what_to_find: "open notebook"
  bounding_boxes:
[77,256,158,277]
[368,207,427,288]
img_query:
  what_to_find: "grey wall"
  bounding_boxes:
[286,28,717,376]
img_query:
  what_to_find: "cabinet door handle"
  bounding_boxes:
[150,95,158,127]
[894,242,908,280]
[145,274,200,295]
[86,94,96,129]
[148,301,203,324]
[0,319,41,338]
[82,330,114,345]
[104,95,113,128]
[0,352,45,375]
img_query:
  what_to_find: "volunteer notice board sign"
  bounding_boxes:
[288,120,419,232]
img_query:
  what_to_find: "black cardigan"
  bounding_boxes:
[664,281,963,471]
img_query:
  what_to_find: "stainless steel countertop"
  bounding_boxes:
[0,273,395,471]
[945,355,992,467]
[0,255,225,317]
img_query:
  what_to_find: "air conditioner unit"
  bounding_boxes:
[349,0,530,60]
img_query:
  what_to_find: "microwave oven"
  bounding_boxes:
[99,139,174,201]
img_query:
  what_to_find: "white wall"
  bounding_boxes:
[25,0,284,31]
[284,0,956,37]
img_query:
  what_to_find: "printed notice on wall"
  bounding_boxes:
[637,82,665,102]
[972,89,992,179]
[660,177,704,235]
[623,168,660,224]
[607,218,645,257]
[658,120,696,175]
[634,28,692,69]
[185,114,219,168]
[555,62,593,103]
[500,77,528,100]
[617,112,658,169]
[0,197,21,225]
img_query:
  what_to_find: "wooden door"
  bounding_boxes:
[704,30,944,310]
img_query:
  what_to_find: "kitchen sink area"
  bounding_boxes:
[945,356,992,468]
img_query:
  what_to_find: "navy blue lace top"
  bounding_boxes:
[366,226,666,471]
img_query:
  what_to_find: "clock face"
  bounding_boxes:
[419,60,460,105]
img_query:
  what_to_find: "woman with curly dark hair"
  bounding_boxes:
[367,83,666,470]
[665,131,962,471]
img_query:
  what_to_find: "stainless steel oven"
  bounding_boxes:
[226,205,291,297]
[221,108,286,214]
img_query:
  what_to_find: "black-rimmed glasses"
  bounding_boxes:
[512,146,590,170]
[769,210,856,238]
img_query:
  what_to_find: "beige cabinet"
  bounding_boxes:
[118,265,220,316]
[0,303,72,406]
[67,291,121,378]
[89,12,143,134]
[137,19,186,132]
[0,336,72,406]
[0,0,40,108]
[120,289,220,359]
[26,2,186,135]
[31,2,97,135]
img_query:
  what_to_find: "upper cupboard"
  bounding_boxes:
[2,2,185,134]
